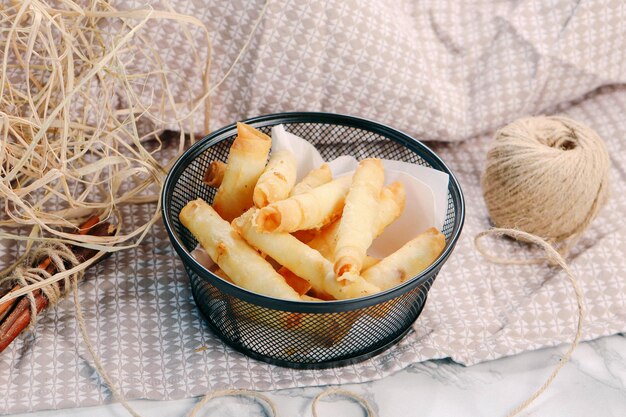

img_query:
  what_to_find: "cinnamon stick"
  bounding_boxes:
[0,218,115,353]
[0,282,12,298]
[0,287,18,323]
[0,253,57,323]
[0,291,47,352]
[0,215,101,316]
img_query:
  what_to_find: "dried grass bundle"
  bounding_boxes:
[0,0,230,300]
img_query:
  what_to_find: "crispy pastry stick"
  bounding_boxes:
[253,150,297,208]
[308,181,406,260]
[212,122,272,221]
[334,158,385,281]
[290,163,333,196]
[203,161,227,187]
[253,175,352,233]
[361,255,380,270]
[277,267,312,296]
[180,199,300,300]
[234,209,380,300]
[361,227,445,291]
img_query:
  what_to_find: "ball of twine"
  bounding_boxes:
[481,115,610,246]
[477,115,611,416]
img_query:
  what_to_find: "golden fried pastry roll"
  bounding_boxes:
[290,228,319,243]
[212,122,272,221]
[179,199,300,300]
[361,255,380,270]
[305,288,336,301]
[290,163,333,196]
[253,175,352,233]
[203,160,227,187]
[253,150,297,208]
[300,294,324,302]
[307,181,406,259]
[277,266,312,295]
[233,209,380,299]
[209,264,233,283]
[362,227,445,291]
[333,159,385,281]
[305,219,340,260]
[378,181,407,224]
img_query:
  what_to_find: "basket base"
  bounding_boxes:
[196,297,427,370]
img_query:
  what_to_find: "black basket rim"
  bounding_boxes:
[161,111,465,313]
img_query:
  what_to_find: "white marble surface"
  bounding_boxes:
[7,333,625,417]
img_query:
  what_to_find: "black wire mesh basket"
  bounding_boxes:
[162,112,464,369]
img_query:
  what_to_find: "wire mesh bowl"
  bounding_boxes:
[162,112,464,369]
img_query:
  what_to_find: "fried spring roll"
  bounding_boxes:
[191,244,234,283]
[212,122,272,221]
[180,199,300,300]
[203,161,227,187]
[362,227,446,291]
[307,181,406,259]
[379,181,407,223]
[333,159,385,281]
[306,220,339,260]
[254,175,352,233]
[209,264,233,283]
[291,228,319,243]
[253,150,297,208]
[300,294,324,302]
[233,209,380,299]
[278,266,312,295]
[361,255,380,270]
[290,163,333,196]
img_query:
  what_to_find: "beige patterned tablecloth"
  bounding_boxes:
[1,0,625,413]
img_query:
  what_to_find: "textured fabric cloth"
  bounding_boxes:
[119,0,626,141]
[1,0,626,413]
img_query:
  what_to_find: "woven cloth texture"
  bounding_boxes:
[1,0,625,413]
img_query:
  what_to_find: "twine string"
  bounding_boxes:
[481,116,610,246]
[474,227,585,417]
[0,241,84,328]
[311,388,376,417]
[187,389,278,417]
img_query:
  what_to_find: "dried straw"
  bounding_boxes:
[0,0,265,304]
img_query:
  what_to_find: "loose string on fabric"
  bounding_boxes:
[475,227,585,417]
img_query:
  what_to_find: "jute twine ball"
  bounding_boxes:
[481,115,610,243]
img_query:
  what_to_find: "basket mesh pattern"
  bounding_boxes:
[164,115,462,368]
